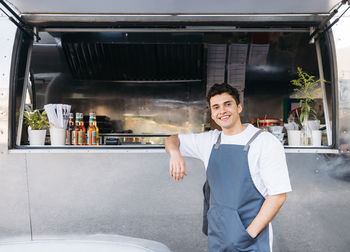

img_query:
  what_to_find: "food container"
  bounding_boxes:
[258,118,280,127]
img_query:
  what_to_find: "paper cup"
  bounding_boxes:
[288,130,301,146]
[50,127,66,146]
[312,130,322,146]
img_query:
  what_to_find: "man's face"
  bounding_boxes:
[210,93,242,130]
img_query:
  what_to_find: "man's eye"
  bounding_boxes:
[226,103,231,106]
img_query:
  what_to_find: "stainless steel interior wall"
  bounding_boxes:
[36,77,206,134]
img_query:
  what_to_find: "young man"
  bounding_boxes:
[165,83,291,252]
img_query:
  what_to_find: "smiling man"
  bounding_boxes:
[165,83,291,252]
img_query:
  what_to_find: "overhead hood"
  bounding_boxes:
[5,0,340,15]
[0,0,342,26]
[60,32,204,81]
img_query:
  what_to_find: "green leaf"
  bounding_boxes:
[291,67,325,124]
[24,109,49,130]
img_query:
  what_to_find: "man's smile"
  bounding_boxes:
[219,115,231,121]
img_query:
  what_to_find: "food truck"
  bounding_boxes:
[0,0,349,251]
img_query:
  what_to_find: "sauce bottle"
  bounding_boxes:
[87,112,97,145]
[93,113,99,146]
[72,112,81,145]
[78,113,86,146]
[65,113,74,145]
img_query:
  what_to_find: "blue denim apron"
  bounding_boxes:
[206,130,270,252]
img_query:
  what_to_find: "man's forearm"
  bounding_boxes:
[165,134,180,155]
[246,193,286,238]
[165,134,187,180]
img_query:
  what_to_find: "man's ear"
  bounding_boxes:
[238,104,243,114]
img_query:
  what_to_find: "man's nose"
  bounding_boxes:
[217,107,226,115]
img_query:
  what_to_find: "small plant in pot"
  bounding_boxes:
[290,67,323,146]
[24,109,49,146]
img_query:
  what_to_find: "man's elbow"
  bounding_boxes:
[269,193,287,207]
[277,193,287,206]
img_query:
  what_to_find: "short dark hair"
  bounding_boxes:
[206,83,240,105]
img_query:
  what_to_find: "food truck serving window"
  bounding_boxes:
[11,27,336,151]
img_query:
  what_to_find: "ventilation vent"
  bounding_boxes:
[62,41,203,81]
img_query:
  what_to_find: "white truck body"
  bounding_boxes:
[0,1,349,251]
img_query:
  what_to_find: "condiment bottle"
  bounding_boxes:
[66,113,74,145]
[87,112,97,145]
[93,113,99,146]
[78,113,86,146]
[72,112,81,145]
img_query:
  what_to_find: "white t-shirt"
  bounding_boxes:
[178,124,292,197]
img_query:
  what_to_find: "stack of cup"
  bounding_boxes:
[49,127,66,146]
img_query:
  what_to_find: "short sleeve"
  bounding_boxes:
[258,134,292,195]
[178,131,217,163]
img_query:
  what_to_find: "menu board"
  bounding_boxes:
[248,44,270,66]
[227,44,248,90]
[207,44,227,93]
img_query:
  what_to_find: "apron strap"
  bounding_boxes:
[215,129,264,150]
[214,133,222,149]
[243,129,264,151]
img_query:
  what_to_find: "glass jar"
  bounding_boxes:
[300,115,312,146]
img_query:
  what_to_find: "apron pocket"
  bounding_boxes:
[232,210,256,247]
[213,207,256,251]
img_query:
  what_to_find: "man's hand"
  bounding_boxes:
[165,135,187,181]
[169,151,187,181]
[246,193,287,238]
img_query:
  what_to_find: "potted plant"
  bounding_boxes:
[24,109,49,146]
[290,67,323,146]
